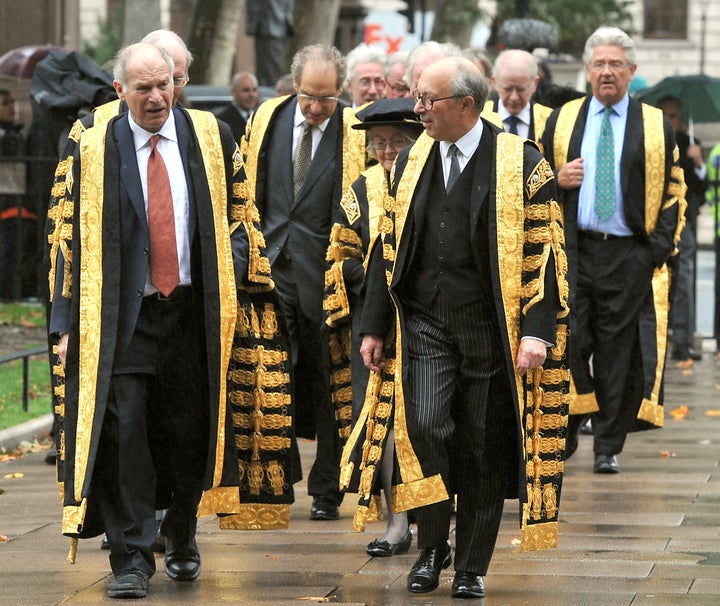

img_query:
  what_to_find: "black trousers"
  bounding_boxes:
[92,287,208,576]
[572,234,655,455]
[405,294,518,575]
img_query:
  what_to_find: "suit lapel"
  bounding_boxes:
[114,114,146,225]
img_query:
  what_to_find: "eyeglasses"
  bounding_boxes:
[357,77,385,90]
[369,137,411,151]
[173,76,189,87]
[386,80,410,95]
[412,91,461,110]
[588,61,631,73]
[297,92,340,106]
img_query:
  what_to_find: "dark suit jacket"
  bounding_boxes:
[214,104,248,144]
[254,97,346,323]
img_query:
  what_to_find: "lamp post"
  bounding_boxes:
[700,0,709,74]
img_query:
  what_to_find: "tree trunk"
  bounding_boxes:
[187,0,223,84]
[430,0,483,49]
[287,0,342,61]
[206,0,244,85]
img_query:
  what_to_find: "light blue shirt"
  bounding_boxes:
[577,95,633,235]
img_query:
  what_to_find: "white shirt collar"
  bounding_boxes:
[128,109,178,151]
[439,117,484,159]
[498,101,531,126]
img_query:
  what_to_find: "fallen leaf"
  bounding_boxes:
[3,473,24,479]
[298,597,333,602]
[511,538,521,546]
[659,451,677,458]
[678,359,694,369]
[669,405,688,420]
[265,555,281,559]
[0,535,8,542]
[706,410,720,416]
[714,383,720,390]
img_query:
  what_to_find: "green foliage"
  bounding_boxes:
[82,16,121,68]
[0,303,44,327]
[0,357,51,431]
[493,0,635,57]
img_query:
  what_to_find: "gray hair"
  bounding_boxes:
[344,43,387,87]
[385,50,408,78]
[291,44,346,91]
[447,58,490,115]
[141,29,193,70]
[583,26,636,65]
[113,43,174,88]
[405,41,463,87]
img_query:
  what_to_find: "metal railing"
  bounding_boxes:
[0,345,49,411]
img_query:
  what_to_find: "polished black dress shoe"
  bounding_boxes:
[164,537,201,581]
[310,496,339,520]
[593,454,620,474]
[407,540,452,593]
[451,571,485,599]
[107,570,149,599]
[366,528,413,557]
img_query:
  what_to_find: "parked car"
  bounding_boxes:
[182,84,277,112]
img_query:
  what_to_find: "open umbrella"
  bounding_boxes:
[634,74,720,123]
[0,44,57,79]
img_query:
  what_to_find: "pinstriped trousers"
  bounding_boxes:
[405,293,519,575]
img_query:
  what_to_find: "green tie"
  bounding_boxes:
[595,106,615,221]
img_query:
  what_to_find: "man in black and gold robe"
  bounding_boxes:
[541,27,685,474]
[357,56,569,600]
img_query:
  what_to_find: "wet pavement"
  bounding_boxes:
[1,341,719,605]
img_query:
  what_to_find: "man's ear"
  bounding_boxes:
[113,80,124,100]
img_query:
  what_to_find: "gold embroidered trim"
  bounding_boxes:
[520,520,558,552]
[218,505,290,530]
[197,486,242,516]
[552,97,585,171]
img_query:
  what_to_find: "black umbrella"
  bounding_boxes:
[634,74,720,123]
[29,48,116,123]
[0,44,57,79]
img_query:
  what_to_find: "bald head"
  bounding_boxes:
[491,49,539,116]
[141,29,192,104]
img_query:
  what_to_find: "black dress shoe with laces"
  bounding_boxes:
[451,571,485,599]
[406,540,452,593]
[164,537,201,581]
[107,570,149,599]
[310,496,339,520]
[672,347,702,361]
[366,528,413,557]
[593,454,620,474]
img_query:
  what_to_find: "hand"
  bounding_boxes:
[515,338,547,375]
[687,143,704,168]
[556,157,584,190]
[57,332,69,367]
[360,334,385,373]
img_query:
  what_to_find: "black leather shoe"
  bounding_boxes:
[593,454,620,474]
[406,540,452,593]
[107,570,149,599]
[310,496,339,520]
[451,571,485,599]
[366,528,413,557]
[164,537,201,581]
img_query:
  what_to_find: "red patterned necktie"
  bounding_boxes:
[147,134,179,296]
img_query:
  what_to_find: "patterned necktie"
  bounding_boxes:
[595,106,616,221]
[147,134,179,296]
[505,115,519,135]
[293,120,312,197]
[446,144,461,191]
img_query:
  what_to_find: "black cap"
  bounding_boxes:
[352,97,423,132]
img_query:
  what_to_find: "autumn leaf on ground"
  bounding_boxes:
[3,473,24,479]
[705,410,720,416]
[677,359,694,369]
[0,535,8,542]
[511,538,521,546]
[669,405,688,420]
[660,451,677,458]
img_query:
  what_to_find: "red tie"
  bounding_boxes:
[147,134,179,296]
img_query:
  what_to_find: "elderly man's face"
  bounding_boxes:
[413,63,465,142]
[347,62,385,106]
[295,60,342,127]
[586,44,636,106]
[492,65,537,116]
[115,48,173,133]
